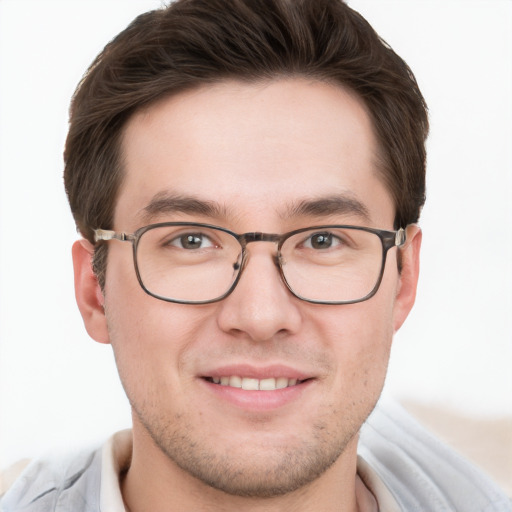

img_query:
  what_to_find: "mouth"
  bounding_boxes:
[203,376,306,391]
[200,368,315,410]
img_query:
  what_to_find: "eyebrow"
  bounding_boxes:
[283,195,371,221]
[138,192,230,223]
[137,191,371,225]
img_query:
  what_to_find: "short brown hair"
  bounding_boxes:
[64,0,428,286]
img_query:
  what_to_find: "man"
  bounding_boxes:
[1,0,510,511]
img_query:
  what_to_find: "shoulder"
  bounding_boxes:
[0,460,30,497]
[0,446,102,512]
[359,399,512,512]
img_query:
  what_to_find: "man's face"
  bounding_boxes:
[76,79,419,497]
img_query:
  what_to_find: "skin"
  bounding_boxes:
[73,79,421,512]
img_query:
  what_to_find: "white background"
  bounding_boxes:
[1,0,511,467]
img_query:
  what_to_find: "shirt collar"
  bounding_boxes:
[100,430,132,512]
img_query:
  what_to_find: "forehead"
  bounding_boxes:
[116,79,394,229]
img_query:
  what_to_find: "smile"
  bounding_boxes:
[205,376,302,390]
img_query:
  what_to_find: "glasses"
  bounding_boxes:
[94,223,406,305]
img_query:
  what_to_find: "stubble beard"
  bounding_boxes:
[131,401,369,499]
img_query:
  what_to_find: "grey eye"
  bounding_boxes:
[170,233,214,250]
[306,232,337,250]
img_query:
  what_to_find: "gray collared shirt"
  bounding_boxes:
[2,400,510,512]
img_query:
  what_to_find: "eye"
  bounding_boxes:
[170,233,215,250]
[303,232,342,250]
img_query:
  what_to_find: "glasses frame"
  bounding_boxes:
[94,222,406,305]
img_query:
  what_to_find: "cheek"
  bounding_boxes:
[313,290,396,394]
[105,293,205,374]
[102,251,202,395]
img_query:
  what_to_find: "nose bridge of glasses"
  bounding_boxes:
[240,232,282,245]
[237,232,283,271]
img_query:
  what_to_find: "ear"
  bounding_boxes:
[72,239,110,344]
[393,225,422,332]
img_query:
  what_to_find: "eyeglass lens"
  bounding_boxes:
[134,224,385,304]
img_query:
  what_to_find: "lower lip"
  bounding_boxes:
[201,378,313,411]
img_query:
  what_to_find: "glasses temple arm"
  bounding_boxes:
[94,229,132,242]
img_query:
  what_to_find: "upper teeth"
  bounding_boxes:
[212,376,298,390]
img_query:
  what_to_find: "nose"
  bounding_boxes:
[216,246,302,342]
